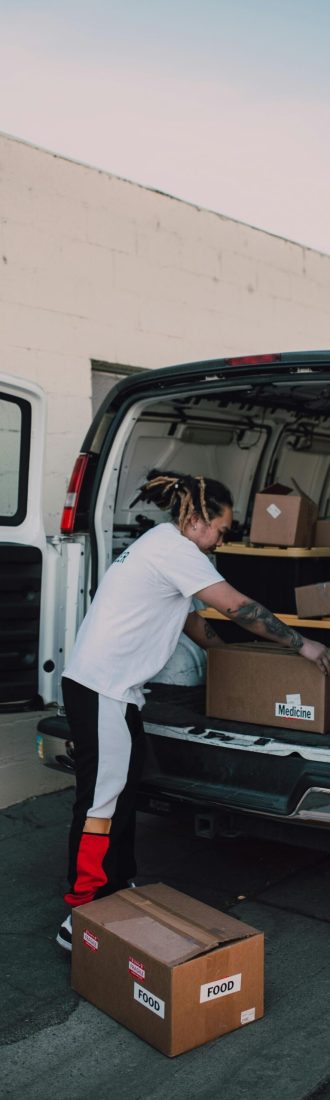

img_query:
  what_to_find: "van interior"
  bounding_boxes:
[108,376,330,609]
[92,374,330,762]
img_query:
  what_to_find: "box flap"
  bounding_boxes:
[211,642,295,655]
[290,477,316,505]
[75,883,259,967]
[127,883,258,938]
[258,483,291,496]
[104,913,208,965]
[258,480,316,505]
[117,884,259,955]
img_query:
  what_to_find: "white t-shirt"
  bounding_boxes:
[64,523,224,707]
[150,598,207,686]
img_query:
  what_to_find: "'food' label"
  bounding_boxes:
[134,982,165,1018]
[200,972,242,1003]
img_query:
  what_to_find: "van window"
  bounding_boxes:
[0,393,31,524]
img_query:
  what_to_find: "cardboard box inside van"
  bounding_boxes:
[295,582,330,618]
[71,882,264,1057]
[250,484,317,546]
[314,520,330,547]
[207,644,330,734]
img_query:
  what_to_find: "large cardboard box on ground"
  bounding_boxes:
[71,883,264,1057]
[207,644,330,733]
[250,484,317,546]
[295,582,330,618]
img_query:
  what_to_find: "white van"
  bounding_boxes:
[2,352,330,847]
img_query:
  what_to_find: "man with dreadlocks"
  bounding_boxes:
[57,470,330,951]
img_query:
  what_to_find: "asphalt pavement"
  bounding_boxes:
[1,784,330,1100]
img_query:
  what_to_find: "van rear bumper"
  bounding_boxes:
[37,715,74,773]
[37,713,330,829]
[137,775,330,827]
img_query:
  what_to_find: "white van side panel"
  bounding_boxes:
[38,537,88,706]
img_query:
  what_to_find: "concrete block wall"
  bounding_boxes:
[1,132,330,532]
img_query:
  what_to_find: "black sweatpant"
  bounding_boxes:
[62,677,146,907]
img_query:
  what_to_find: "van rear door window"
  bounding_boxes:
[0,393,31,524]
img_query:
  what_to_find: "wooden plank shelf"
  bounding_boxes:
[198,609,330,629]
[215,543,330,558]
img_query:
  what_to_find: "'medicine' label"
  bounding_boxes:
[200,972,242,1003]
[134,982,165,1018]
[275,702,315,721]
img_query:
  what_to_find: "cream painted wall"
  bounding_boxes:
[1,132,330,533]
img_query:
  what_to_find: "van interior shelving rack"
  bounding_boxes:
[199,543,330,629]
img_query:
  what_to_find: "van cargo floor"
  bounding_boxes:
[142,682,330,749]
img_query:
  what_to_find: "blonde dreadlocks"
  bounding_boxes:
[131,470,232,532]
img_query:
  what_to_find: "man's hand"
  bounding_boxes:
[299,638,330,674]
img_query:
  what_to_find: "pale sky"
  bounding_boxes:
[1,0,330,254]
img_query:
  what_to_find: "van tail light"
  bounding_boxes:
[61,453,92,534]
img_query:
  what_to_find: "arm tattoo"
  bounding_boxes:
[203,619,218,642]
[227,601,304,652]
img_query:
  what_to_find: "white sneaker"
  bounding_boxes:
[56,913,72,953]
[56,882,136,952]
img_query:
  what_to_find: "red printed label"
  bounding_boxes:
[128,955,145,981]
[83,928,99,952]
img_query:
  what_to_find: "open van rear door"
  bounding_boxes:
[0,373,47,707]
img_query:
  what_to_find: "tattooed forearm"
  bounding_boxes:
[227,601,304,652]
[203,620,219,642]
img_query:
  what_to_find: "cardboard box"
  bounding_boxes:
[314,520,330,547]
[250,484,317,546]
[295,582,330,618]
[71,882,264,1057]
[207,644,330,733]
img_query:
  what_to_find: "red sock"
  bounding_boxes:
[65,832,110,907]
